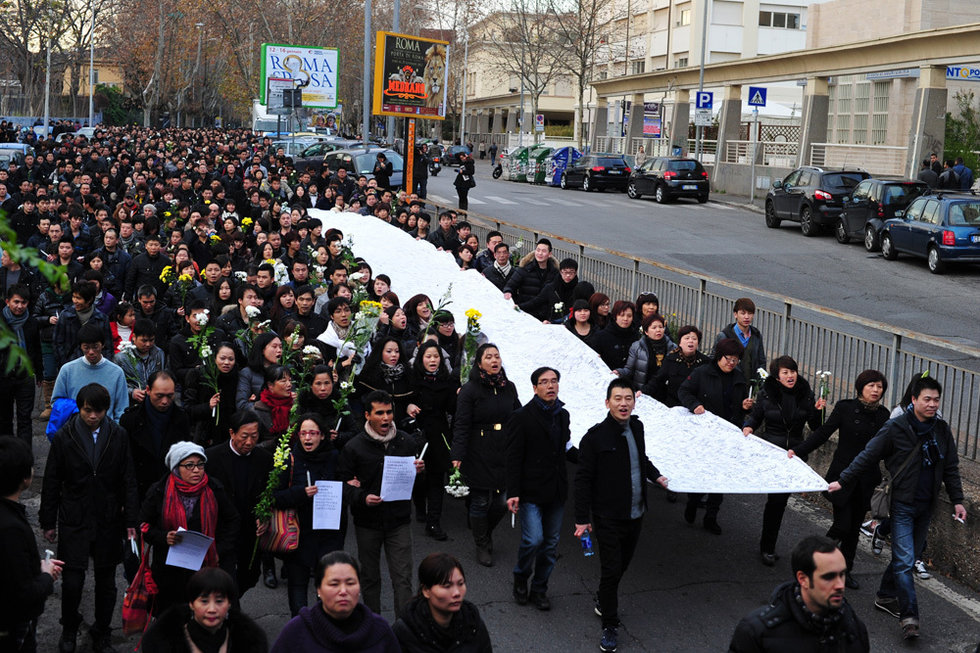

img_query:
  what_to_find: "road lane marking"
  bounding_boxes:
[483,195,518,205]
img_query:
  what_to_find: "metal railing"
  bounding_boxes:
[426,200,980,462]
[724,140,799,167]
[810,143,908,177]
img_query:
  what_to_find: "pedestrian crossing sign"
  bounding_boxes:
[748,87,767,107]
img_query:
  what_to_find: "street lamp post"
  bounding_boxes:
[88,3,94,126]
[694,0,709,161]
[460,30,469,149]
[362,0,372,145]
[194,23,203,127]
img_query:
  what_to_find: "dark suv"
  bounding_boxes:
[836,178,929,251]
[627,157,709,203]
[560,155,631,192]
[765,167,870,236]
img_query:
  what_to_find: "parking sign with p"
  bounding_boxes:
[696,92,713,109]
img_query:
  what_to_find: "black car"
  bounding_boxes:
[445,145,471,165]
[765,167,870,236]
[836,178,929,251]
[627,157,709,203]
[292,139,363,173]
[560,154,631,192]
[322,147,404,189]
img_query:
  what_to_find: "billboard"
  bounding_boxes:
[372,31,449,119]
[259,43,339,109]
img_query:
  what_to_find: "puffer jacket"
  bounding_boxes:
[502,258,559,314]
[743,376,821,452]
[616,335,676,388]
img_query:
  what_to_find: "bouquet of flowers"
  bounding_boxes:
[445,467,470,498]
[666,312,680,343]
[235,304,268,354]
[815,370,832,422]
[459,308,482,383]
[509,239,524,267]
[172,271,195,308]
[330,300,384,429]
[208,233,223,248]
[116,340,144,390]
[233,270,248,284]
[748,366,769,399]
[263,258,291,287]
[347,271,369,306]
[159,265,176,286]
[240,217,254,233]
[187,310,220,422]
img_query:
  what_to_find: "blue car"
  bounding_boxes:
[880,192,980,273]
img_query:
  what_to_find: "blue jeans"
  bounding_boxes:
[878,500,932,620]
[513,501,564,593]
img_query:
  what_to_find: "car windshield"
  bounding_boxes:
[881,184,925,205]
[823,173,866,189]
[354,152,404,173]
[948,202,980,226]
[668,160,701,171]
[597,157,625,167]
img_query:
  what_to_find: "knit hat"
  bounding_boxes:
[714,338,744,361]
[165,441,207,471]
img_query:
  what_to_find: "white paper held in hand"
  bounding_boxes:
[312,481,344,530]
[379,456,417,502]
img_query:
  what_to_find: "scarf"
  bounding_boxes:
[643,336,669,368]
[792,584,843,641]
[478,367,509,388]
[365,421,398,444]
[857,398,880,411]
[259,387,293,434]
[2,306,28,348]
[493,260,512,277]
[184,620,229,653]
[162,472,218,567]
[76,303,95,325]
[906,406,943,467]
[380,361,406,385]
[333,321,351,341]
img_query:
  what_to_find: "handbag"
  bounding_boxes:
[121,527,157,636]
[869,446,920,519]
[258,454,300,553]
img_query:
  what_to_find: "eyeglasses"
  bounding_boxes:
[299,430,322,437]
[179,461,206,470]
[722,355,740,364]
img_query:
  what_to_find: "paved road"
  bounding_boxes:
[425,166,980,352]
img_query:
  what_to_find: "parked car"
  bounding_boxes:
[880,192,980,273]
[321,147,404,189]
[292,139,363,172]
[765,166,870,236]
[271,138,323,157]
[627,157,709,203]
[837,178,929,250]
[0,143,33,169]
[445,144,471,165]
[560,154,631,192]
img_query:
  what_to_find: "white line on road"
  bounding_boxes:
[520,197,550,206]
[429,194,453,204]
[548,197,579,206]
[483,195,518,205]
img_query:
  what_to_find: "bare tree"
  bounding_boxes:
[0,0,72,115]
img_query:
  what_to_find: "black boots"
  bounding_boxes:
[471,516,493,566]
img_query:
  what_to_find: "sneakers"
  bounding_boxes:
[760,552,778,567]
[874,596,901,619]
[860,519,878,538]
[593,593,602,618]
[599,627,618,652]
[901,618,920,640]
[914,560,932,580]
[871,524,885,556]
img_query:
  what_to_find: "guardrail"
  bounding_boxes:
[422,199,980,462]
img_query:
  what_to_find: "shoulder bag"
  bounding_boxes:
[258,454,300,553]
[869,446,920,519]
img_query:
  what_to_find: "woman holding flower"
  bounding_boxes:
[184,343,240,446]
[741,355,826,566]
[254,365,297,445]
[236,333,283,410]
[356,337,413,425]
[403,294,434,347]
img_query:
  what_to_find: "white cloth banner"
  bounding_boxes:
[312,210,828,494]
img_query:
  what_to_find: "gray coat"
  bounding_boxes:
[616,336,675,388]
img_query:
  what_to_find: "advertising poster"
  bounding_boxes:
[643,116,662,137]
[259,43,339,109]
[373,31,450,119]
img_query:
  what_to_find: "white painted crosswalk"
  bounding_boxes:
[482,195,518,205]
[429,190,734,212]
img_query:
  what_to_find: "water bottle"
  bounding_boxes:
[580,530,594,557]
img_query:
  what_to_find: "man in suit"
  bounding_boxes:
[205,409,272,597]
[506,367,577,611]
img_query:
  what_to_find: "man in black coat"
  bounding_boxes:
[337,390,424,617]
[483,242,515,291]
[39,384,139,653]
[729,536,869,653]
[124,233,169,300]
[134,285,177,350]
[0,284,42,448]
[503,238,560,316]
[506,367,577,611]
[119,371,189,500]
[205,409,273,597]
[0,437,63,653]
[574,378,668,653]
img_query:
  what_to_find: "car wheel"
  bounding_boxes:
[881,233,898,260]
[655,184,667,203]
[697,194,708,204]
[583,175,592,192]
[864,224,880,252]
[765,201,781,228]
[927,246,946,274]
[560,173,567,189]
[627,182,641,199]
[835,219,850,244]
[800,206,818,237]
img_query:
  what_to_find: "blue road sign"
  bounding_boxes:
[747,86,767,107]
[695,91,713,109]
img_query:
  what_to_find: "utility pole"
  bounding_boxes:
[386,0,398,143]
[694,0,708,161]
[362,0,372,145]
[88,4,95,126]
[518,40,525,148]
[42,31,51,139]
[195,23,203,127]
[459,31,469,149]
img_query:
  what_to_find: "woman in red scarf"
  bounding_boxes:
[139,442,240,613]
[254,365,296,445]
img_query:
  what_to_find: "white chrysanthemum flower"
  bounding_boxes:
[757,367,769,380]
[245,305,261,319]
[234,271,247,281]
[349,272,365,282]
[194,312,210,327]
[200,346,213,359]
[303,345,321,357]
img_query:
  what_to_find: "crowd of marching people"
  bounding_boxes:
[0,125,968,653]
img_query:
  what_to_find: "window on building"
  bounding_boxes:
[872,81,889,144]
[630,60,645,75]
[674,57,688,68]
[92,70,99,85]
[759,11,801,29]
[599,70,608,80]
[679,9,691,26]
[836,114,850,144]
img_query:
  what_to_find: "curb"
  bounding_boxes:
[709,196,765,214]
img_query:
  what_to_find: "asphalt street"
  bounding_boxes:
[22,424,980,653]
[424,164,980,352]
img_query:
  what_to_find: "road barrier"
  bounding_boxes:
[422,199,980,463]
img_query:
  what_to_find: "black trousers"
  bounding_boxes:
[686,492,723,517]
[593,514,643,629]
[0,377,35,447]
[457,186,470,210]
[61,558,117,634]
[412,468,446,527]
[759,492,791,554]
[826,490,869,570]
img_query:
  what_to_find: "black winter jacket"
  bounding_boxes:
[183,367,240,446]
[643,348,711,407]
[0,498,55,628]
[450,373,521,491]
[716,323,767,384]
[506,398,576,506]
[141,603,268,653]
[729,581,868,653]
[502,259,559,315]
[0,307,41,379]
[482,264,514,291]
[574,414,661,523]
[34,287,70,343]
[119,402,191,500]
[593,321,638,370]
[410,373,459,473]
[677,362,749,426]
[744,376,822,452]
[125,251,169,298]
[337,428,421,530]
[837,411,964,509]
[39,415,139,567]
[393,597,493,653]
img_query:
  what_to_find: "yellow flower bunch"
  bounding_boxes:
[241,217,253,227]
[465,308,482,321]
[159,265,174,283]
[359,300,383,313]
[209,234,222,243]
[264,258,277,266]
[178,273,193,283]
